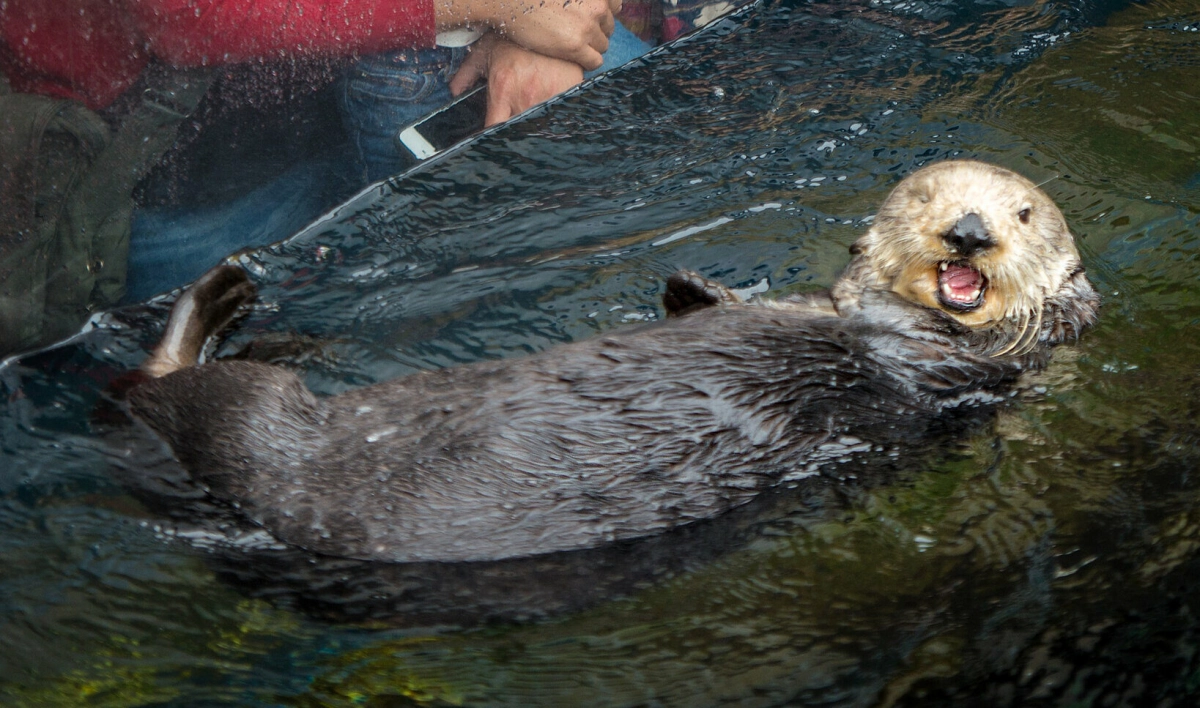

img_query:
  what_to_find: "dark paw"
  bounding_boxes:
[145,265,257,377]
[191,265,257,337]
[663,270,741,317]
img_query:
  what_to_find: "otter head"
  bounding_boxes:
[832,160,1100,356]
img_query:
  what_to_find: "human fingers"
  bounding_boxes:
[600,12,615,41]
[575,43,605,72]
[492,0,611,69]
[484,39,583,126]
[449,53,486,96]
[484,85,514,127]
[572,15,610,70]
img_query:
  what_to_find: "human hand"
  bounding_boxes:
[435,0,621,70]
[449,34,584,126]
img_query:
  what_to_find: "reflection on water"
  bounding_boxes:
[3,0,1200,705]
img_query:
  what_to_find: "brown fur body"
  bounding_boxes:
[127,160,1100,563]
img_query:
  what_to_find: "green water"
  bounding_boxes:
[2,1,1200,705]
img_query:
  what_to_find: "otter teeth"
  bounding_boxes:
[941,282,981,303]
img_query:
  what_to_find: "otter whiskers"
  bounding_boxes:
[993,305,1043,357]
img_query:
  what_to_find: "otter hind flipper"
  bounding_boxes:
[663,270,743,318]
[142,265,257,378]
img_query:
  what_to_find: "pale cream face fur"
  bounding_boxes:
[837,160,1084,350]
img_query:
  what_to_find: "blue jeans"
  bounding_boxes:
[340,23,652,181]
[124,151,358,303]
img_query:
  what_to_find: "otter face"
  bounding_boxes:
[835,160,1099,355]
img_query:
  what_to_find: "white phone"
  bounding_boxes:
[395,85,488,161]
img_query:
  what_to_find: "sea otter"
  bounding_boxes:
[126,160,1099,564]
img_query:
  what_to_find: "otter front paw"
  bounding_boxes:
[193,266,258,335]
[663,270,743,317]
[142,265,257,378]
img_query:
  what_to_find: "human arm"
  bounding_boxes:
[127,0,620,71]
[447,34,584,126]
[434,0,621,70]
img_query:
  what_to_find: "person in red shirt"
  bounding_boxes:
[0,0,620,112]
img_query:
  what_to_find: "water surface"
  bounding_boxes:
[3,0,1200,705]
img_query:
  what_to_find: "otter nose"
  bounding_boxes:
[943,212,993,257]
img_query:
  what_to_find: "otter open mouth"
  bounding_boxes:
[937,261,987,311]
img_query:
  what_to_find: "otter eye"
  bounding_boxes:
[1018,207,1031,224]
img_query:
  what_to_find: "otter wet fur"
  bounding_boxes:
[128,160,1100,563]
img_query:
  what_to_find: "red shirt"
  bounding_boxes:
[0,0,436,110]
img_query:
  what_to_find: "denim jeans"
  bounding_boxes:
[124,151,359,303]
[340,23,653,182]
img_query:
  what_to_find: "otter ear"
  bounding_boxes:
[839,232,878,283]
[830,235,877,315]
[1040,266,1101,346]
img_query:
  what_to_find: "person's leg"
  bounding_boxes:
[338,46,468,183]
[124,152,356,302]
